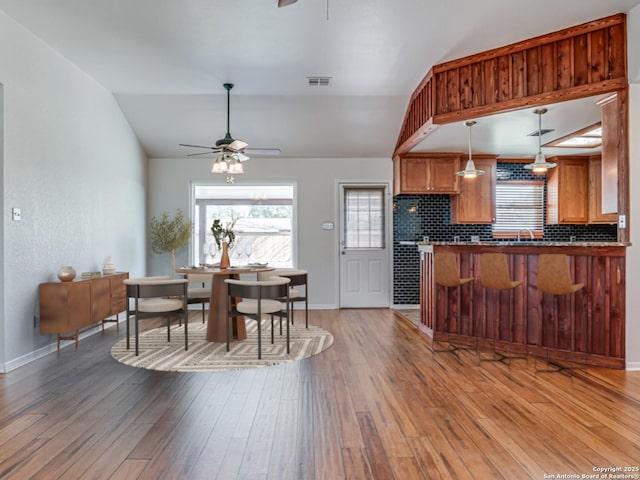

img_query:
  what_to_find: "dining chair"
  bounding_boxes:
[259,268,308,329]
[186,273,212,323]
[224,277,290,359]
[124,277,188,356]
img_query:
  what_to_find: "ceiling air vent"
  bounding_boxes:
[307,76,332,87]
[527,128,554,137]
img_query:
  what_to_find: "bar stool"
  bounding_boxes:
[479,253,524,364]
[433,252,474,355]
[535,254,584,373]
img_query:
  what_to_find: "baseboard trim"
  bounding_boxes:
[625,361,640,371]
[3,320,120,373]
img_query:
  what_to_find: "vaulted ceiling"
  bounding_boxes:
[1,0,638,159]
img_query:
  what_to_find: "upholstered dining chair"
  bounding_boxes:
[224,277,290,359]
[186,273,212,323]
[259,268,308,329]
[535,254,585,373]
[479,253,525,364]
[124,277,188,356]
[433,252,474,354]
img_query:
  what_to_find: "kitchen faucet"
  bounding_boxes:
[517,229,534,241]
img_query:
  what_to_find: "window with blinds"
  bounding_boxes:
[344,187,385,249]
[493,181,544,238]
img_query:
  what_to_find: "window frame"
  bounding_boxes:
[190,182,297,267]
[492,180,545,239]
[343,186,386,250]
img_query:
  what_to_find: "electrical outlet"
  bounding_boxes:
[470,235,480,242]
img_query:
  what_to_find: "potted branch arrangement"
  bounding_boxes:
[150,209,193,277]
[211,218,237,269]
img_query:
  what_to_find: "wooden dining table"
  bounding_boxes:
[176,266,275,343]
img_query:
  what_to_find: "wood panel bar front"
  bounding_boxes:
[419,244,626,368]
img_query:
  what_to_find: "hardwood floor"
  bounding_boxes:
[1,309,640,479]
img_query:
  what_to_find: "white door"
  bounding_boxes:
[339,184,390,308]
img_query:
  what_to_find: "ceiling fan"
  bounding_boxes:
[277,0,298,6]
[179,83,280,160]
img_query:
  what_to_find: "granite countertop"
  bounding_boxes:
[415,241,631,247]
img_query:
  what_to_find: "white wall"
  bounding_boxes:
[147,156,393,308]
[0,11,148,371]
[626,6,640,369]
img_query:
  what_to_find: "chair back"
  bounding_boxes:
[225,277,290,301]
[124,278,188,299]
[480,253,522,290]
[435,253,472,287]
[279,270,307,287]
[537,254,584,295]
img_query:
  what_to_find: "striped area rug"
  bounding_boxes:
[110,320,334,372]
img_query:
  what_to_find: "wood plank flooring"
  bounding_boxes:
[1,309,640,479]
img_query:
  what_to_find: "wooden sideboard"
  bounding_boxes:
[420,244,626,369]
[39,272,129,350]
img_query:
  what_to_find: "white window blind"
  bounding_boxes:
[344,187,385,249]
[493,181,544,238]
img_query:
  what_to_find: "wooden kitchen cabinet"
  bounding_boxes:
[394,153,460,195]
[39,272,129,350]
[546,156,589,224]
[589,155,617,224]
[450,155,496,224]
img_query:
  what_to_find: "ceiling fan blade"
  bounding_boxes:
[244,147,282,156]
[235,152,250,162]
[278,0,298,6]
[179,143,218,150]
[187,151,217,157]
[228,139,248,151]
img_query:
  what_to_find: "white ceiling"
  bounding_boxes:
[1,0,638,159]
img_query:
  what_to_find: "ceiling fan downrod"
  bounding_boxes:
[216,83,235,148]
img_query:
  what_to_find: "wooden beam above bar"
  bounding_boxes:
[393,13,628,158]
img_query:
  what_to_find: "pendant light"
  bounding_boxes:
[524,108,557,174]
[456,120,485,178]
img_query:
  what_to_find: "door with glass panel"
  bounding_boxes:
[339,184,390,308]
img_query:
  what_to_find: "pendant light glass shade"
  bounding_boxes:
[524,108,556,174]
[456,120,485,178]
[211,152,245,183]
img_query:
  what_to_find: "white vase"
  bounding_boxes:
[103,256,116,275]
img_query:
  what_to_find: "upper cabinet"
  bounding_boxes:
[546,156,589,224]
[450,156,497,224]
[546,155,617,225]
[393,153,461,195]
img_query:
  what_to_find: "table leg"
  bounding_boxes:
[206,273,247,343]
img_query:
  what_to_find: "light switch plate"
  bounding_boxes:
[619,214,626,228]
[12,207,21,221]
[322,222,334,230]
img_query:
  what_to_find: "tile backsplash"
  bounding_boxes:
[392,162,618,305]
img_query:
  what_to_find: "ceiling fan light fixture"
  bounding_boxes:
[227,156,244,174]
[456,120,485,178]
[524,108,557,174]
[211,156,228,173]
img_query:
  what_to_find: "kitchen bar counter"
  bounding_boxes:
[419,243,626,368]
